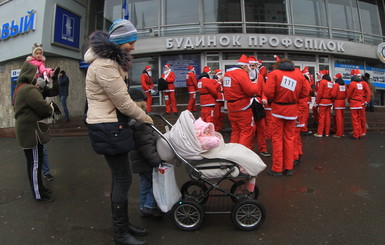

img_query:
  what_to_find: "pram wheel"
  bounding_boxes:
[230,180,259,203]
[171,200,204,231]
[231,199,266,231]
[181,180,209,204]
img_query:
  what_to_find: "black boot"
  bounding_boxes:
[112,202,147,245]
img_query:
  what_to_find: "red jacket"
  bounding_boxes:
[162,71,176,91]
[331,80,347,109]
[258,65,267,80]
[198,77,218,107]
[316,79,333,106]
[214,79,225,102]
[223,67,260,112]
[186,71,198,93]
[140,73,154,92]
[347,80,370,109]
[265,66,310,120]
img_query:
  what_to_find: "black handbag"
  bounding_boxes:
[251,99,266,120]
[157,77,168,91]
[88,122,135,155]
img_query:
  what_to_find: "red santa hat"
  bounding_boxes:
[302,66,309,75]
[257,60,263,65]
[350,69,361,77]
[334,73,343,79]
[145,65,151,70]
[203,66,211,73]
[237,54,249,65]
[214,69,222,75]
[317,70,329,77]
[164,64,171,69]
[248,55,257,64]
[187,65,194,71]
[274,55,281,63]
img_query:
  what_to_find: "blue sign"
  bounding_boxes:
[161,54,201,87]
[53,5,81,50]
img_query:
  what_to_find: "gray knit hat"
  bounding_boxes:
[109,19,138,45]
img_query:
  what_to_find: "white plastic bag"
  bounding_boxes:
[152,163,181,213]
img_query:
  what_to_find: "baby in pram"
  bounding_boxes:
[156,110,266,191]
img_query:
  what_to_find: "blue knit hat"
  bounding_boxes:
[109,19,138,45]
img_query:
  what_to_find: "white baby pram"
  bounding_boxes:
[151,110,267,231]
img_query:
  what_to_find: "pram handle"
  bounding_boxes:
[149,123,202,178]
[148,113,173,128]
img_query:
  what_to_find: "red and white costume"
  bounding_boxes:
[301,67,314,132]
[331,73,347,137]
[315,70,333,136]
[186,65,198,112]
[198,67,218,123]
[257,60,267,81]
[162,64,178,114]
[264,61,310,173]
[140,65,154,112]
[223,55,260,149]
[213,69,225,131]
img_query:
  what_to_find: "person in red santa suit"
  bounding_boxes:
[264,58,310,176]
[314,70,333,137]
[162,64,178,115]
[186,65,198,112]
[312,71,321,128]
[140,65,154,112]
[256,59,267,80]
[331,73,347,138]
[263,65,276,140]
[223,54,261,149]
[347,70,371,139]
[301,67,314,135]
[248,56,270,157]
[212,69,225,131]
[197,66,218,123]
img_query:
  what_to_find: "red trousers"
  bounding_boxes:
[200,106,215,124]
[360,108,367,135]
[301,104,310,132]
[293,127,303,161]
[254,118,268,153]
[316,106,331,136]
[187,93,197,112]
[164,91,178,114]
[271,116,296,172]
[145,91,152,112]
[228,109,255,149]
[264,110,272,139]
[214,101,224,131]
[350,109,362,138]
[334,109,345,137]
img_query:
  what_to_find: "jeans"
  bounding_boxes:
[139,172,156,209]
[61,95,69,119]
[104,153,132,203]
[41,144,50,175]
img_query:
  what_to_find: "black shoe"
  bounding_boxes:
[260,151,271,157]
[293,160,301,167]
[51,67,60,80]
[127,222,148,237]
[284,169,294,176]
[266,169,283,177]
[35,196,54,203]
[140,207,164,218]
[174,112,179,116]
[44,173,54,181]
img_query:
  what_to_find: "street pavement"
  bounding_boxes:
[0,131,385,245]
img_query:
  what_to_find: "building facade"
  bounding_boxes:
[1,0,385,128]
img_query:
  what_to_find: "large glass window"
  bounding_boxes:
[204,0,241,22]
[358,0,382,35]
[129,0,158,29]
[291,0,328,27]
[245,0,287,23]
[164,0,199,25]
[328,0,360,31]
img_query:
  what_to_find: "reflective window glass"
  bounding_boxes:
[129,0,158,29]
[245,0,287,23]
[204,0,241,22]
[358,0,382,35]
[291,0,327,26]
[329,0,360,31]
[164,0,199,25]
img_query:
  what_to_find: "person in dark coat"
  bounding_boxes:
[129,88,164,217]
[58,70,70,120]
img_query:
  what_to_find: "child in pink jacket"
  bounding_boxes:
[26,43,58,82]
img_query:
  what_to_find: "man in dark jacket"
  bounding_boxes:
[58,70,70,120]
[13,61,55,202]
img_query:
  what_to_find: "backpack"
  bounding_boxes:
[158,77,168,91]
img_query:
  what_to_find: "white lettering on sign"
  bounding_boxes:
[223,77,232,87]
[339,85,346,92]
[357,83,363,90]
[281,76,297,91]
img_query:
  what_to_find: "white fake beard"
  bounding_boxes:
[249,69,257,80]
[147,71,152,77]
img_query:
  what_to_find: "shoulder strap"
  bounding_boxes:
[12,83,27,106]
